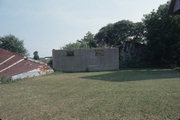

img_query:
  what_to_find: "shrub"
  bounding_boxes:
[48,59,53,68]
[0,77,12,84]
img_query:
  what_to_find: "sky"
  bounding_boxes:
[0,0,168,57]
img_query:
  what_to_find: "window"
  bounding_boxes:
[95,50,104,56]
[66,51,74,56]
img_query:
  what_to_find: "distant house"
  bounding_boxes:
[169,0,180,14]
[52,48,119,72]
[0,48,53,80]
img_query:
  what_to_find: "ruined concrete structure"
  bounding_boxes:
[120,41,146,62]
[53,48,119,72]
[0,48,53,80]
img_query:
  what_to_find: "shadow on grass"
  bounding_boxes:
[82,69,180,82]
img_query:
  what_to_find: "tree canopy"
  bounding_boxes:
[94,20,145,47]
[143,2,180,65]
[33,51,40,60]
[63,32,96,50]
[0,35,28,56]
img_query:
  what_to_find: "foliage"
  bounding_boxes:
[47,59,53,68]
[63,32,96,50]
[63,42,89,50]
[33,51,40,60]
[79,31,97,48]
[94,20,145,47]
[0,34,28,56]
[143,2,180,66]
[132,22,146,43]
[0,77,12,84]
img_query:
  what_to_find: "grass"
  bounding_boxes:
[0,69,180,120]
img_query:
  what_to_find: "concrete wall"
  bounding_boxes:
[53,48,119,72]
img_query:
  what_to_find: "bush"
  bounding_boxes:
[0,77,12,84]
[48,59,53,68]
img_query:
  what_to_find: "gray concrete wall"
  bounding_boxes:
[53,48,119,72]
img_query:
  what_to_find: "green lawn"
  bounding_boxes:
[0,69,180,120]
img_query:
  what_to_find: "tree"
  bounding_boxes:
[143,2,180,66]
[33,51,40,60]
[63,42,88,50]
[63,31,96,50]
[132,22,146,43]
[94,20,145,47]
[0,34,28,56]
[94,23,115,47]
[80,31,96,48]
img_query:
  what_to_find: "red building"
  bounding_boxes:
[0,48,53,80]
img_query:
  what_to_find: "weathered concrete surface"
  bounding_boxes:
[12,68,53,80]
[53,48,119,72]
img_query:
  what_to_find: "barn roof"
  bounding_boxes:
[0,48,53,79]
[169,0,180,15]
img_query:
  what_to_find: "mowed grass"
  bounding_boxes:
[0,69,180,120]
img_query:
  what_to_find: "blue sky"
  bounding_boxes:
[0,0,168,57]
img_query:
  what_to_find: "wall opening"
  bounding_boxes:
[95,50,104,56]
[66,51,74,56]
